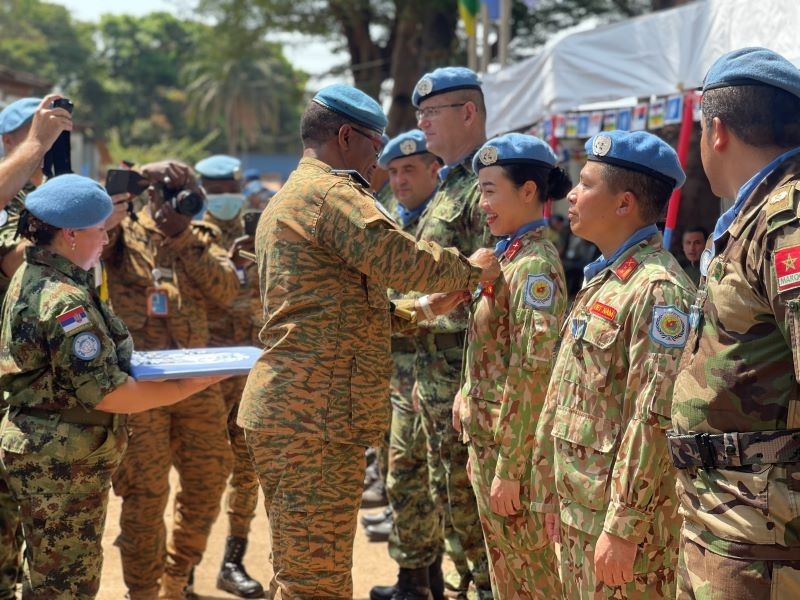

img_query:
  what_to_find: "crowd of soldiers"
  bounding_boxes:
[0,44,799,600]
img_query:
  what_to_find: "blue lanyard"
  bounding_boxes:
[494,218,549,257]
[582,224,658,282]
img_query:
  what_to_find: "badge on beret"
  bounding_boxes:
[592,135,612,157]
[0,209,7,227]
[416,77,434,97]
[524,274,554,309]
[73,332,101,361]
[650,305,689,348]
[479,146,498,166]
[399,139,417,155]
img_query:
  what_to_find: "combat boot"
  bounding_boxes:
[361,506,392,527]
[217,536,265,598]
[158,573,188,600]
[369,567,432,600]
[362,477,388,508]
[365,513,393,542]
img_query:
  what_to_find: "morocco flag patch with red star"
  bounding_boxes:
[775,245,800,292]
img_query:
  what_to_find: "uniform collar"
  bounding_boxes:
[494,218,548,257]
[24,245,94,288]
[438,148,479,183]
[583,224,659,282]
[583,229,661,285]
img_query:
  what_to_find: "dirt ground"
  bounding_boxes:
[97,468,398,599]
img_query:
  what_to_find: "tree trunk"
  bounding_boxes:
[329,0,387,99]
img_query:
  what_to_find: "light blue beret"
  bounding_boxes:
[26,174,113,229]
[378,129,429,168]
[412,67,482,108]
[584,130,685,189]
[195,154,241,180]
[244,168,260,182]
[704,47,800,99]
[0,97,40,135]
[472,133,558,173]
[243,180,273,199]
[312,84,387,133]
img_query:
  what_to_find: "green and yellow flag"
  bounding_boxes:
[459,0,480,36]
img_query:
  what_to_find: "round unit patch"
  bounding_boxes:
[415,77,434,97]
[699,247,713,277]
[0,209,8,227]
[479,146,499,166]
[73,332,101,361]
[524,274,554,309]
[592,134,612,157]
[399,139,417,155]
[650,305,688,348]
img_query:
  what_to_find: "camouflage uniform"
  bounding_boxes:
[237,157,483,598]
[0,245,132,599]
[459,228,566,599]
[104,209,239,598]
[532,233,695,599]
[671,156,800,598]
[411,157,493,593]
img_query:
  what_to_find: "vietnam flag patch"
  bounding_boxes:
[590,301,617,322]
[775,245,800,292]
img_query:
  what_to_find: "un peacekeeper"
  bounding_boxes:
[411,65,493,598]
[670,47,800,598]
[237,83,500,599]
[531,131,695,599]
[102,160,240,600]
[0,174,221,599]
[369,130,451,600]
[0,94,73,600]
[195,154,264,599]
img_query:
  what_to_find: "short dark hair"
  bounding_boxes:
[683,226,708,239]
[702,85,800,148]
[600,163,673,224]
[451,88,486,119]
[300,101,350,147]
[16,210,58,246]
[501,163,572,203]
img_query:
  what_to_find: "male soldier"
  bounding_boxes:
[369,130,448,599]
[411,66,493,598]
[104,160,239,599]
[237,83,500,599]
[670,47,800,598]
[194,154,264,599]
[0,94,72,600]
[679,226,706,286]
[532,130,695,599]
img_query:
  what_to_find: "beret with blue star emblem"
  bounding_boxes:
[412,66,482,108]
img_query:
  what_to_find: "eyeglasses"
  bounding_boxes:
[350,125,384,153]
[415,103,467,121]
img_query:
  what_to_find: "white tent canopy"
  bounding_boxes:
[483,0,800,137]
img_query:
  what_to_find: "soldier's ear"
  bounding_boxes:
[710,116,730,153]
[337,124,353,152]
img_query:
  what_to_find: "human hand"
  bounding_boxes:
[490,475,521,517]
[594,531,637,588]
[469,248,501,284]
[452,392,462,433]
[105,193,131,231]
[153,200,191,238]
[27,94,73,152]
[178,374,227,396]
[140,160,194,188]
[418,290,470,318]
[545,512,561,543]
[229,235,255,269]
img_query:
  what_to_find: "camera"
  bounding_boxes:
[242,209,261,237]
[42,97,74,177]
[162,178,204,216]
[52,98,74,113]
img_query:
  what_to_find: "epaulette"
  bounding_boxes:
[766,180,800,234]
[330,169,370,188]
[191,220,223,242]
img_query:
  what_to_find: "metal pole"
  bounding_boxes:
[499,0,511,66]
[480,3,490,72]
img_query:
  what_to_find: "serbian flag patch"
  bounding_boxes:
[775,245,800,293]
[57,306,90,334]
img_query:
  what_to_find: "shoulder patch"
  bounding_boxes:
[72,332,101,361]
[590,301,617,322]
[614,256,639,281]
[650,305,689,348]
[57,306,91,336]
[524,274,554,309]
[505,238,523,261]
[774,244,800,292]
[765,182,799,220]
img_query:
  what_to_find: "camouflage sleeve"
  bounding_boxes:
[316,183,482,295]
[530,377,560,513]
[495,256,567,481]
[603,280,691,544]
[466,182,494,250]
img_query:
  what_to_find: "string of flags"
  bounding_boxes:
[528,90,703,140]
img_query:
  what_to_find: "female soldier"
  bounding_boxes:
[453,133,571,598]
[0,174,220,599]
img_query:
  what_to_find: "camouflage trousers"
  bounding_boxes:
[676,534,800,599]
[0,465,20,600]
[387,349,442,569]
[416,344,491,592]
[221,376,260,539]
[112,386,231,596]
[245,430,364,599]
[0,413,127,599]
[558,523,676,599]
[467,442,559,599]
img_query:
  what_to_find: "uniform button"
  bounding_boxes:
[725,445,736,454]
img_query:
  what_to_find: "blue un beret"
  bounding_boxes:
[472,133,558,174]
[26,174,113,229]
[412,67,482,108]
[378,130,429,169]
[704,47,800,99]
[313,84,387,134]
[0,97,40,135]
[195,154,241,180]
[584,130,685,189]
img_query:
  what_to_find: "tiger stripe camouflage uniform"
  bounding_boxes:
[671,156,800,597]
[104,209,239,599]
[237,157,484,598]
[532,233,695,599]
[459,227,566,599]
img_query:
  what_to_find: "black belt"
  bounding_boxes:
[15,406,123,428]
[391,337,417,354]
[667,429,800,469]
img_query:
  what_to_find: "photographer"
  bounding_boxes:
[102,159,240,599]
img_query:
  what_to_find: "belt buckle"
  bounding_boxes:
[695,433,716,469]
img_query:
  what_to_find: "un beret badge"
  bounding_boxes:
[416,77,434,97]
[592,134,612,157]
[400,139,417,155]
[479,146,498,166]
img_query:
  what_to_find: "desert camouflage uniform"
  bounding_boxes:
[237,157,483,598]
[671,156,800,598]
[532,233,694,599]
[459,228,566,599]
[104,209,239,598]
[0,246,132,599]
[411,157,493,594]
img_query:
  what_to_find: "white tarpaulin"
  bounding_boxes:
[484,0,800,136]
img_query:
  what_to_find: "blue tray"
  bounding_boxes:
[130,346,262,381]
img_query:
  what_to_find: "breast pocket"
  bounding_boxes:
[565,316,620,391]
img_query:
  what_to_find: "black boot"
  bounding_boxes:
[216,536,265,599]
[428,555,444,600]
[370,567,432,600]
